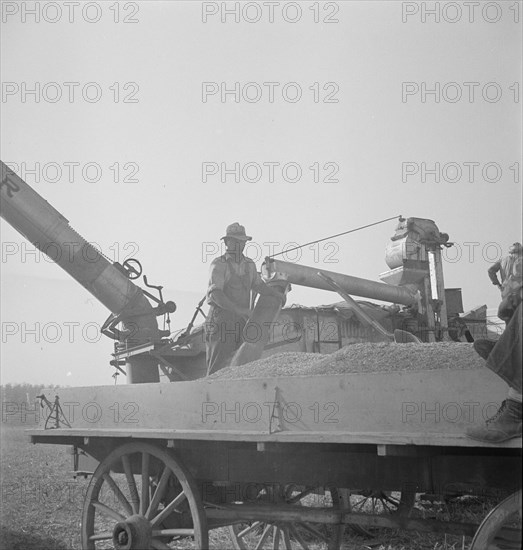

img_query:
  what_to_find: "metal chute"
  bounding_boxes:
[0,161,169,383]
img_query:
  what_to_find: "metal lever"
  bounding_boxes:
[317,272,421,343]
[142,275,176,316]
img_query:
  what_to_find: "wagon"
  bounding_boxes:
[2,162,521,548]
[30,355,521,550]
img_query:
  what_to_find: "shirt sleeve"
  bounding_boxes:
[207,258,228,298]
[488,261,501,285]
[243,259,263,291]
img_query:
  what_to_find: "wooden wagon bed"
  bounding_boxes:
[29,365,522,449]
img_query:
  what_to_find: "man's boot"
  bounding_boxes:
[466,399,522,443]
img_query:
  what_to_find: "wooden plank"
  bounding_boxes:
[28,367,521,449]
[205,504,483,537]
[431,455,522,496]
[225,449,432,490]
[26,427,522,448]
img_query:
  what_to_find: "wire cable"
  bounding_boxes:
[267,214,403,258]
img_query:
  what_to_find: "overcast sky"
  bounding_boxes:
[1,1,522,386]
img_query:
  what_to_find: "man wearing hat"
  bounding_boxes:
[205,223,283,375]
[488,242,522,295]
[487,242,522,323]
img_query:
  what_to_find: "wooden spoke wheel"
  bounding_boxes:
[470,489,522,550]
[228,484,347,550]
[81,442,208,550]
[348,490,416,537]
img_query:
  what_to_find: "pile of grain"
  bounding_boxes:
[209,342,486,380]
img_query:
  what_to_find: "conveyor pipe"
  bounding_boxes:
[0,161,159,383]
[262,258,417,306]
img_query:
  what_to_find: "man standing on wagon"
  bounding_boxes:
[205,223,283,375]
[466,243,522,443]
[487,242,522,321]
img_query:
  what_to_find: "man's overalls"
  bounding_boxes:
[205,257,252,375]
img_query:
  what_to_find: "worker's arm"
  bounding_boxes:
[207,260,251,319]
[488,261,502,288]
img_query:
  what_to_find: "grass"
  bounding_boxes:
[0,423,89,549]
[0,424,503,550]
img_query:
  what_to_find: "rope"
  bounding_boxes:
[267,215,403,259]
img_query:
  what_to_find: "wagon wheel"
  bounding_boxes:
[470,489,522,549]
[348,489,416,537]
[81,442,208,549]
[228,484,347,550]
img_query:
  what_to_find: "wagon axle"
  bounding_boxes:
[112,514,152,550]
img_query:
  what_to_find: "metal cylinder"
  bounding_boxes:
[229,285,287,367]
[1,163,136,313]
[262,258,417,306]
[1,162,160,383]
[126,356,160,384]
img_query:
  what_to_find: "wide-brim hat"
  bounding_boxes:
[221,222,252,242]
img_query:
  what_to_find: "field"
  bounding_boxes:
[0,423,506,550]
